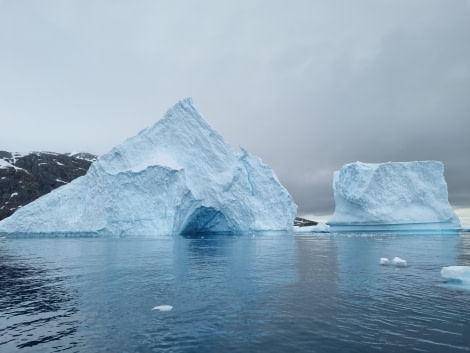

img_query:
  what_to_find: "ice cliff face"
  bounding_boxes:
[0,98,297,236]
[328,161,461,232]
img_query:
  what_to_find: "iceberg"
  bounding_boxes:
[0,98,297,237]
[328,161,461,233]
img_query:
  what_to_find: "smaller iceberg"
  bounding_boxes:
[328,161,461,233]
[441,266,470,284]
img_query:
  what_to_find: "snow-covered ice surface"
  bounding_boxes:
[0,98,297,237]
[328,161,461,233]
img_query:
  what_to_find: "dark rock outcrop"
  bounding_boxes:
[0,151,96,221]
[294,217,318,227]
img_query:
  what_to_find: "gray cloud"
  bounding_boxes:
[1,0,469,215]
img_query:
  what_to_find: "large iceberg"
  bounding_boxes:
[0,98,297,236]
[328,161,461,232]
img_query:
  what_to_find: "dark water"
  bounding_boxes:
[1,233,470,353]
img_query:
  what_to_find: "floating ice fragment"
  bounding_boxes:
[391,257,407,267]
[152,305,173,311]
[379,257,390,265]
[441,266,470,284]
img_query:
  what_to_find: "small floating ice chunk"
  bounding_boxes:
[391,257,407,267]
[441,266,470,283]
[380,257,390,265]
[152,305,173,311]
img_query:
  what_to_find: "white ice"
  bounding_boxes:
[328,161,461,232]
[391,257,407,267]
[151,305,173,311]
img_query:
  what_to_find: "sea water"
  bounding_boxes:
[1,232,469,352]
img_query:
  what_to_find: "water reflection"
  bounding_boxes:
[458,232,470,265]
[254,235,341,351]
[170,234,300,352]
[0,245,79,352]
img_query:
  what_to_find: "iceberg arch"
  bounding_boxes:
[179,206,231,235]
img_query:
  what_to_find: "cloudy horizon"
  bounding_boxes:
[1,1,469,217]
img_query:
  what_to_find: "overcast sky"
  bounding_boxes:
[1,0,469,217]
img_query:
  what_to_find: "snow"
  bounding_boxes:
[294,222,330,233]
[10,192,18,198]
[328,161,461,232]
[0,98,297,236]
[0,158,25,172]
[441,266,470,284]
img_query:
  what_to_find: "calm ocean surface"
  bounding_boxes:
[1,232,470,353]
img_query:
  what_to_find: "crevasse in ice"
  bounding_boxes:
[0,98,297,236]
[328,161,461,232]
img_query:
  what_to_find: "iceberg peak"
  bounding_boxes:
[0,99,297,237]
